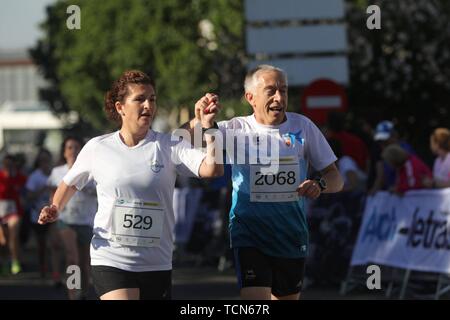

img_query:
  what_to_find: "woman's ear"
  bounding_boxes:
[115,101,125,116]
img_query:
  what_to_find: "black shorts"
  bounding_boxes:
[31,221,54,237]
[57,221,93,246]
[91,265,172,300]
[233,247,306,297]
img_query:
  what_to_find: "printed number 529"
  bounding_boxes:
[123,214,152,230]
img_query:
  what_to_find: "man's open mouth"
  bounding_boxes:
[268,106,283,113]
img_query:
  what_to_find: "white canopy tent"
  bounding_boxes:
[0,101,78,161]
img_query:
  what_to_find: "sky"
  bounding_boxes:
[0,0,56,51]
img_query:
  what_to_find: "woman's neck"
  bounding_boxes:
[66,160,75,168]
[119,127,148,147]
[438,149,449,159]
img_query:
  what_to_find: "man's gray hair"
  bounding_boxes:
[244,64,288,94]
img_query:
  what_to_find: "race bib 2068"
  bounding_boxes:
[250,157,300,202]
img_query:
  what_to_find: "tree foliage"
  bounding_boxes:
[31,0,245,131]
[346,0,450,157]
[32,0,450,159]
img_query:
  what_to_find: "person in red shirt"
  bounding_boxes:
[381,144,432,194]
[325,112,369,172]
[0,154,27,275]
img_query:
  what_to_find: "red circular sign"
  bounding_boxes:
[300,79,348,125]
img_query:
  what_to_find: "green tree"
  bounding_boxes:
[31,0,246,132]
[346,0,450,158]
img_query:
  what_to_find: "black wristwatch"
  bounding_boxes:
[314,177,327,192]
[202,122,219,134]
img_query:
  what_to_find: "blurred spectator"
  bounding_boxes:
[16,152,32,247]
[0,226,5,247]
[173,162,232,269]
[173,176,203,254]
[381,144,432,194]
[0,154,27,275]
[47,137,97,299]
[368,120,415,194]
[0,220,5,273]
[355,117,381,190]
[14,153,28,175]
[25,149,61,280]
[328,139,367,192]
[325,112,369,172]
[373,120,415,153]
[424,128,450,188]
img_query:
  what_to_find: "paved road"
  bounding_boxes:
[0,269,386,300]
[0,243,389,300]
[0,264,385,300]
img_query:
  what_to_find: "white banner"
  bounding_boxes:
[246,24,347,55]
[247,56,349,85]
[244,0,349,86]
[351,189,450,273]
[245,0,345,22]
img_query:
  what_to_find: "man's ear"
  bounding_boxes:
[245,92,254,107]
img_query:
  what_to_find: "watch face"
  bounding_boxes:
[316,177,326,190]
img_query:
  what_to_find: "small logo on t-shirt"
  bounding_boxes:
[282,133,296,147]
[245,269,256,280]
[150,160,164,173]
[283,130,304,147]
[284,130,305,147]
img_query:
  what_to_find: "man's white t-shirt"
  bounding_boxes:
[63,130,206,272]
[218,113,336,172]
[25,169,50,223]
[216,112,337,258]
[48,164,97,226]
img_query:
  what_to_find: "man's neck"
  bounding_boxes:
[254,114,287,126]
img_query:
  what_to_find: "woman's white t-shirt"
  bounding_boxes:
[63,130,206,272]
[48,164,97,226]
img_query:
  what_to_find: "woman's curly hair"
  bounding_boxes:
[104,70,155,125]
